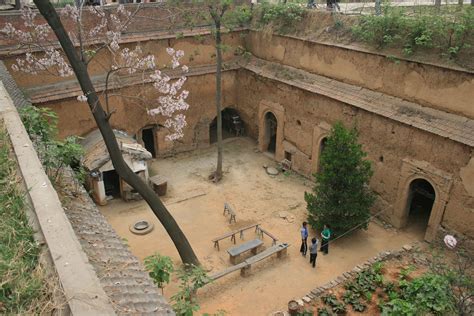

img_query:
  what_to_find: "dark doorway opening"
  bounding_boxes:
[209,108,242,144]
[265,112,277,153]
[142,127,156,158]
[103,170,121,197]
[407,179,435,235]
[317,137,328,173]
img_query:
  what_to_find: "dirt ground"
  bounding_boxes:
[99,137,426,315]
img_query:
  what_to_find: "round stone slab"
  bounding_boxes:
[266,167,279,175]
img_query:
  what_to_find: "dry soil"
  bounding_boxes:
[99,137,426,315]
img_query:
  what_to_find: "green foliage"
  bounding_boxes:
[429,248,473,315]
[19,106,84,185]
[351,5,474,59]
[317,307,332,316]
[0,125,48,314]
[380,273,456,315]
[305,122,374,235]
[380,298,418,315]
[171,264,210,316]
[223,4,252,29]
[259,2,305,32]
[399,264,415,280]
[321,294,338,306]
[144,253,174,290]
[352,5,407,48]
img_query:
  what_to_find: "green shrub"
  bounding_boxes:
[171,264,210,316]
[144,253,174,291]
[305,122,374,236]
[259,2,305,32]
[352,6,407,48]
[19,106,84,184]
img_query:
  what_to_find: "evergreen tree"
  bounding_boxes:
[304,122,375,236]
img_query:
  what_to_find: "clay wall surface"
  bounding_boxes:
[235,69,474,238]
[0,3,211,46]
[42,71,237,153]
[245,31,474,119]
[2,31,243,88]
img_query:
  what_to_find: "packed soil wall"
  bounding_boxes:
[43,71,237,153]
[235,69,474,239]
[2,31,243,88]
[245,31,474,119]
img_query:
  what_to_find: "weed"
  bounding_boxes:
[0,124,54,314]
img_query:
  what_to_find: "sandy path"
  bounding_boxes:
[99,137,424,315]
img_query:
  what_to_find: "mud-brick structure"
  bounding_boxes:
[81,129,152,205]
[1,5,473,245]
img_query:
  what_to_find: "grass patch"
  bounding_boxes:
[0,122,56,314]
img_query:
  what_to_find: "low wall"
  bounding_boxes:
[0,83,116,315]
[245,31,474,119]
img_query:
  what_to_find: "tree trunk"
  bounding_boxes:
[33,0,199,266]
[214,16,223,182]
[375,0,381,15]
[435,0,441,9]
[14,0,21,10]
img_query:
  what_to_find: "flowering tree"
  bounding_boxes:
[2,2,199,265]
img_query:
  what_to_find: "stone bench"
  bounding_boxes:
[227,238,263,265]
[209,243,290,281]
[211,223,261,251]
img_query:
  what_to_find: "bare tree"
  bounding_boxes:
[208,0,230,183]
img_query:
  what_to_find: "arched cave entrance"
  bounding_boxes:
[406,179,435,236]
[209,108,243,144]
[265,111,278,154]
[317,137,328,173]
[141,126,156,158]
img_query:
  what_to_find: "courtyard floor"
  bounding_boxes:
[99,137,425,315]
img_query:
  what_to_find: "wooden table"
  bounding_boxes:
[227,239,263,265]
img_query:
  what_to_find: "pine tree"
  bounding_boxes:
[304,122,375,236]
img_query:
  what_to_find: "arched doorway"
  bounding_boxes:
[317,137,328,173]
[209,108,243,144]
[406,179,436,237]
[265,112,278,154]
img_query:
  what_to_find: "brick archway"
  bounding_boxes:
[258,101,285,161]
[310,122,331,175]
[393,159,453,241]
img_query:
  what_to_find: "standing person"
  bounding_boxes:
[300,222,309,257]
[309,237,318,268]
[320,224,331,255]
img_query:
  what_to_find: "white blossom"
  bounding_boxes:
[77,95,87,102]
[3,6,191,141]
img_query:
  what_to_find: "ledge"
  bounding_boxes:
[25,61,240,103]
[0,82,116,316]
[240,57,474,148]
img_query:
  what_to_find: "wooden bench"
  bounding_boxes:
[209,243,290,281]
[223,202,236,223]
[227,239,263,264]
[211,223,260,251]
[257,227,278,246]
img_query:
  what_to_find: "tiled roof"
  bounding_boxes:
[0,60,173,315]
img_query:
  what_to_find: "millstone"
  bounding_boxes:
[266,167,279,175]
